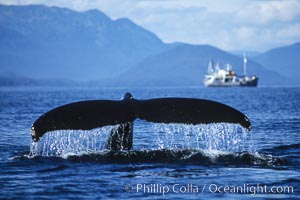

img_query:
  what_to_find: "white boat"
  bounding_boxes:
[203,54,258,87]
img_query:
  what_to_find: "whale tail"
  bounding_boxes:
[31,92,251,150]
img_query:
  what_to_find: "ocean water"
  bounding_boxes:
[0,86,299,199]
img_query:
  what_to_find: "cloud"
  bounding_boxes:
[119,0,300,51]
[235,0,300,25]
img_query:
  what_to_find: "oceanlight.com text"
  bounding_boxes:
[124,183,294,195]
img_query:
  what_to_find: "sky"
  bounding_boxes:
[1,0,300,52]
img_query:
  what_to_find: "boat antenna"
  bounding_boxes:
[243,52,247,76]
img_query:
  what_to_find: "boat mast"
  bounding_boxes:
[243,52,247,76]
[208,60,214,74]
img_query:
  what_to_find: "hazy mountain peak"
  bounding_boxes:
[82,8,112,22]
[254,42,300,83]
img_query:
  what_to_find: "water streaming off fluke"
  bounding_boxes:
[29,123,253,157]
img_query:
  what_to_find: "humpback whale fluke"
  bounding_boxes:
[31,93,251,150]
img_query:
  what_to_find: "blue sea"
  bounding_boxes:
[0,86,299,199]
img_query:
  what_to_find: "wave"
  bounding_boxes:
[13,149,287,168]
[66,149,287,167]
[262,143,300,156]
[272,143,300,150]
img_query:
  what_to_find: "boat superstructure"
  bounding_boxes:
[203,54,258,87]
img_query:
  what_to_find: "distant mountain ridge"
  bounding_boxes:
[0,4,166,80]
[0,4,298,86]
[254,42,300,83]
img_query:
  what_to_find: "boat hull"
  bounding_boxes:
[240,76,259,87]
[204,76,259,87]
